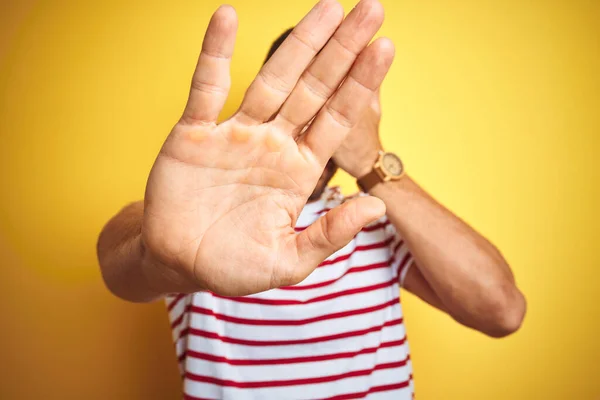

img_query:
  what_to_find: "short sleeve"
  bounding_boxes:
[383,216,414,287]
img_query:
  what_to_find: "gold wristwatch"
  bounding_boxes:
[357,150,405,192]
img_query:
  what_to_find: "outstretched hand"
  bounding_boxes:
[142,0,395,296]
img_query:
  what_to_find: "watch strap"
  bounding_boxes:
[357,169,383,193]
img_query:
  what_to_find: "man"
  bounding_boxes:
[97,1,526,398]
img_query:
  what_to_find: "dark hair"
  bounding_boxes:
[264,27,294,64]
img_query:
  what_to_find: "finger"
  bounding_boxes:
[300,37,395,165]
[289,196,386,285]
[235,0,344,124]
[181,5,238,125]
[273,0,384,135]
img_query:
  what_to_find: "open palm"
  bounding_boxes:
[142,0,395,296]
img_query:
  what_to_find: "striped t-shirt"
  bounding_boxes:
[165,186,414,399]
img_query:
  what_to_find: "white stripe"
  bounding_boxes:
[366,385,413,399]
[171,188,413,400]
[185,341,409,382]
[187,288,401,340]
[184,317,406,360]
[235,259,394,302]
[167,297,188,324]
[290,235,392,288]
[183,363,411,400]
[167,296,191,344]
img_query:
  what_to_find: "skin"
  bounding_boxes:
[97,0,526,339]
[98,0,394,298]
[332,87,526,337]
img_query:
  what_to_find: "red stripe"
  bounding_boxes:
[321,380,411,400]
[171,243,401,329]
[185,358,409,387]
[167,293,186,311]
[316,237,394,268]
[213,277,396,306]
[361,220,391,232]
[396,253,412,281]
[184,338,406,365]
[278,238,396,296]
[187,297,399,326]
[184,396,214,400]
[285,238,393,278]
[315,249,367,270]
[279,259,390,291]
[171,312,185,329]
[392,238,404,255]
[180,317,403,346]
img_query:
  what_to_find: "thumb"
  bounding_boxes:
[290,196,386,285]
[371,87,382,114]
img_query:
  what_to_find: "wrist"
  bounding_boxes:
[350,146,382,178]
[134,235,169,300]
[356,147,408,193]
[137,235,198,298]
[369,174,415,199]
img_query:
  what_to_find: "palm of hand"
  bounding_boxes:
[141,1,395,296]
[145,121,322,295]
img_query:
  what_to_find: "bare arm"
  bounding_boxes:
[97,2,395,303]
[97,201,196,302]
[97,201,148,301]
[372,176,527,337]
[332,88,526,338]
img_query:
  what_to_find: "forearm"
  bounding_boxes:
[370,176,526,337]
[96,201,192,303]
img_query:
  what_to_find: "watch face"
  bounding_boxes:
[381,153,403,176]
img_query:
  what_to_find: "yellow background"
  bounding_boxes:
[1,0,598,398]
